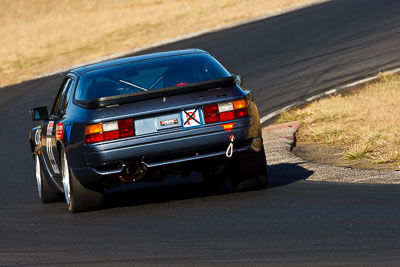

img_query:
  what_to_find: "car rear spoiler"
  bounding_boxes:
[74,77,236,109]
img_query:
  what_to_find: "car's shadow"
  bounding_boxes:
[102,163,313,210]
[103,175,225,210]
[267,162,314,188]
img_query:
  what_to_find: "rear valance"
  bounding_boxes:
[73,77,236,109]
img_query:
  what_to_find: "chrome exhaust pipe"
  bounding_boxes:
[119,163,147,183]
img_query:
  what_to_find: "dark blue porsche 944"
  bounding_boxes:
[29,49,268,212]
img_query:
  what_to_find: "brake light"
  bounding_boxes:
[85,133,104,144]
[176,82,188,86]
[203,99,249,124]
[203,104,218,115]
[235,109,248,118]
[85,118,135,144]
[219,111,235,121]
[204,113,220,124]
[118,118,133,129]
[120,128,134,138]
[104,130,119,141]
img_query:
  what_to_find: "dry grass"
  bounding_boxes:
[0,0,319,88]
[279,73,400,168]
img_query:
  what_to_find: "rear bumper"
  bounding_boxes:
[73,136,264,185]
[85,118,254,165]
[72,117,264,185]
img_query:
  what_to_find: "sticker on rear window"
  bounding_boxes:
[181,108,203,129]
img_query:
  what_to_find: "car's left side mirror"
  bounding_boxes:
[29,106,49,121]
[234,74,243,86]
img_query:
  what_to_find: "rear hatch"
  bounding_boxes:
[82,82,252,164]
[83,80,248,139]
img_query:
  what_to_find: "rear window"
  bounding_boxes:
[74,54,231,101]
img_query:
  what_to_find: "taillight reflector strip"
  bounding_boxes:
[85,118,135,144]
[203,99,249,124]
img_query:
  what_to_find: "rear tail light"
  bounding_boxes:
[218,102,233,112]
[102,121,118,132]
[203,99,249,124]
[204,113,220,124]
[85,118,135,144]
[118,118,133,129]
[233,99,247,110]
[103,130,119,141]
[219,111,235,121]
[120,128,134,138]
[85,124,103,135]
[86,132,104,144]
[203,104,218,115]
[235,109,248,118]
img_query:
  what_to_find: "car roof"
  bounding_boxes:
[70,49,208,76]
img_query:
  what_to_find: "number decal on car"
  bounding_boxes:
[181,108,203,129]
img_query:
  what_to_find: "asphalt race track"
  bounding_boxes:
[1,0,400,265]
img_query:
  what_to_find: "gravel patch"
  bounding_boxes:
[262,121,400,184]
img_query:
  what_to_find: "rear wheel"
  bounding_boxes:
[231,172,268,192]
[61,150,104,213]
[34,153,59,203]
[230,148,268,192]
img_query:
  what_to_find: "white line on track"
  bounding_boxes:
[260,67,400,124]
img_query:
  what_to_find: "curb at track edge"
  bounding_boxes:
[260,67,400,125]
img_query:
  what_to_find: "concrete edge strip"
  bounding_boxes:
[32,0,330,81]
[260,67,400,124]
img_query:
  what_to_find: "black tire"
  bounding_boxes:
[230,148,268,192]
[231,172,268,192]
[61,149,104,213]
[34,153,60,203]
